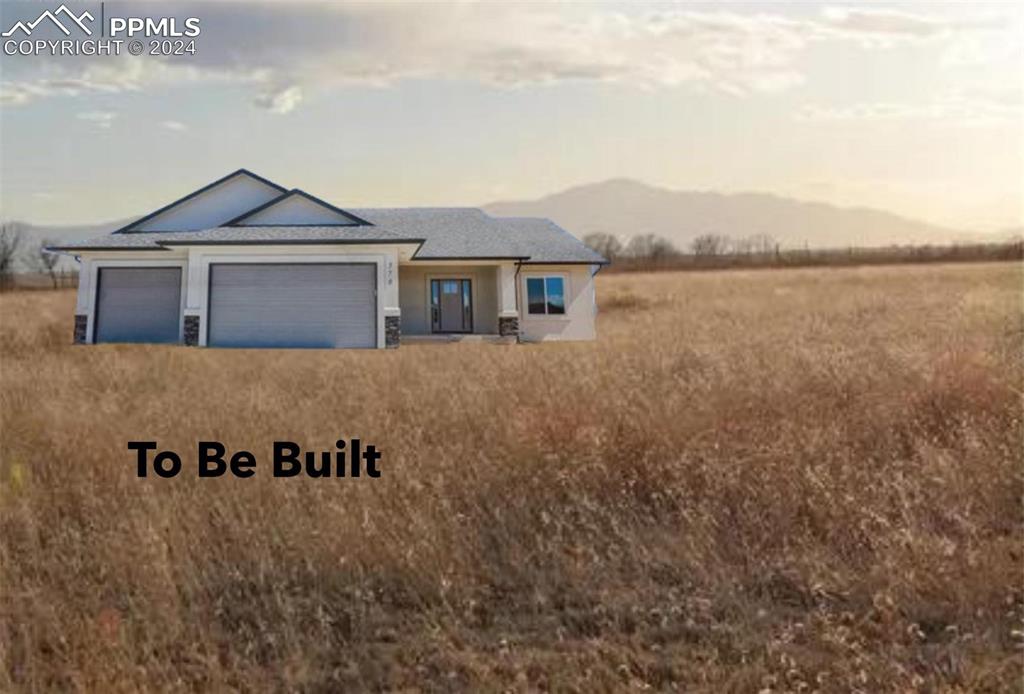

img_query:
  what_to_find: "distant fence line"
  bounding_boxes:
[1,270,79,291]
[600,241,1024,273]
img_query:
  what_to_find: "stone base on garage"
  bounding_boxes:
[385,316,401,348]
[184,315,200,346]
[73,314,88,344]
[498,316,519,338]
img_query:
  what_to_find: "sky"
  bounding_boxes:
[0,1,1021,230]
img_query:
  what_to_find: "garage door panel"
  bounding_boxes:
[208,263,376,348]
[95,267,182,344]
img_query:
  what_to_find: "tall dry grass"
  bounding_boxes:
[1,263,1022,692]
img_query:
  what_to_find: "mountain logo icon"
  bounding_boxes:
[2,4,94,37]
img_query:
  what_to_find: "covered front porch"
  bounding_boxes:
[397,262,519,341]
[401,333,517,344]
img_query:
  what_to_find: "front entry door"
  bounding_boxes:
[431,279,472,333]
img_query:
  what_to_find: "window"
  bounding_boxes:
[526,276,566,315]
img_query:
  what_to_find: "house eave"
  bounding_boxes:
[521,259,610,265]
[409,255,531,262]
[46,245,173,253]
[158,238,424,247]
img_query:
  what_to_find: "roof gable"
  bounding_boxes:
[226,189,370,227]
[117,169,287,233]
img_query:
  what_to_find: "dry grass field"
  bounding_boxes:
[1,263,1022,692]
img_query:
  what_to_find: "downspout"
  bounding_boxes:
[514,259,523,344]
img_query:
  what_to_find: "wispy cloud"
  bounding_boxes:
[1,57,264,106]
[160,120,188,132]
[819,6,996,41]
[76,111,117,129]
[798,87,1023,126]
[0,3,1010,112]
[253,85,303,114]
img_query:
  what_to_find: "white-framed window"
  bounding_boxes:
[525,275,566,315]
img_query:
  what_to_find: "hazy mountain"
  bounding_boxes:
[484,179,973,250]
[6,180,1009,273]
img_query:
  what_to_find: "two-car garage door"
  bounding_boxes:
[207,263,376,348]
[94,263,377,348]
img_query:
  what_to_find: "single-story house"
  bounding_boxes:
[50,169,607,349]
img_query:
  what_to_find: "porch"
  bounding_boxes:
[402,333,517,345]
[397,263,519,340]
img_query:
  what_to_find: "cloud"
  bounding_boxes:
[160,120,187,131]
[0,57,259,106]
[797,88,1023,126]
[0,3,1010,111]
[76,111,116,128]
[253,84,303,114]
[819,7,980,40]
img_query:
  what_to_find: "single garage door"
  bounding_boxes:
[94,267,182,344]
[207,263,377,348]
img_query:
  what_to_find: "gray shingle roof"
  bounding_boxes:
[496,217,608,264]
[50,209,607,264]
[348,209,606,264]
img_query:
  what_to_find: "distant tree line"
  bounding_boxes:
[0,222,77,290]
[583,231,1023,272]
[584,231,781,262]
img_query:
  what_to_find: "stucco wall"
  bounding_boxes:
[518,264,598,342]
[398,265,498,335]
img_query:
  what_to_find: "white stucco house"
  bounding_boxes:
[51,169,607,349]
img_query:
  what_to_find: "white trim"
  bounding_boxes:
[520,271,571,322]
[85,258,188,344]
[401,259,508,267]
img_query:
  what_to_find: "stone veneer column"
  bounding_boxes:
[498,316,519,338]
[385,316,401,348]
[184,315,200,346]
[73,314,88,344]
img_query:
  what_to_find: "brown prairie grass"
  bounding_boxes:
[1,263,1022,692]
[593,289,658,313]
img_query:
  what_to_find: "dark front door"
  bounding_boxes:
[431,279,472,333]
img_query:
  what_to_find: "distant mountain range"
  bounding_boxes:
[484,179,1017,250]
[6,180,1018,273]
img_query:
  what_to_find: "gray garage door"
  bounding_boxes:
[207,263,377,348]
[95,267,182,344]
